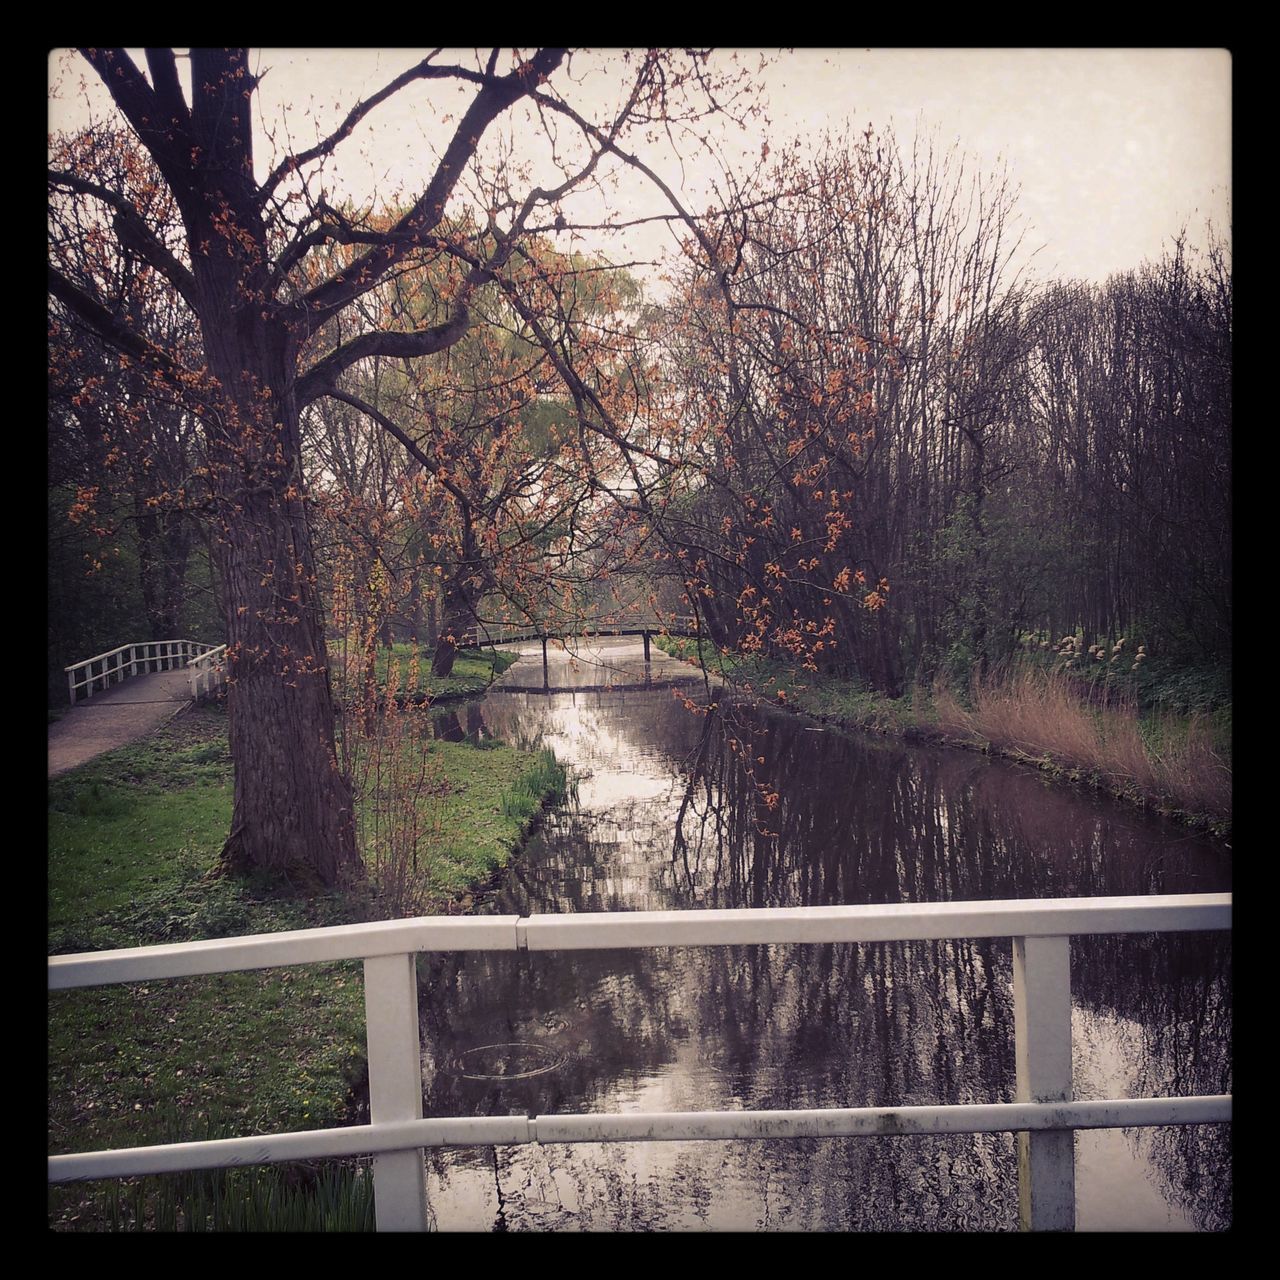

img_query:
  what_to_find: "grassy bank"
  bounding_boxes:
[49,661,567,1230]
[335,643,519,704]
[655,636,1231,834]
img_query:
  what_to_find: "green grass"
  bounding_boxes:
[334,643,519,703]
[49,699,566,1230]
[401,741,569,900]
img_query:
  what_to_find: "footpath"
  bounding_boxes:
[48,669,192,779]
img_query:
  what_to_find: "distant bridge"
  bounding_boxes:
[461,617,701,664]
[64,639,227,706]
[49,640,228,779]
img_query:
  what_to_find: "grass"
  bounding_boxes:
[654,635,1231,831]
[49,689,567,1231]
[334,642,519,704]
[351,729,570,909]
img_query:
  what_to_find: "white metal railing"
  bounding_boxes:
[47,893,1231,1232]
[64,640,224,705]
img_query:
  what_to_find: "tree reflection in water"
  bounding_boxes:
[417,650,1229,1230]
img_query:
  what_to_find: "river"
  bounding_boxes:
[415,638,1231,1232]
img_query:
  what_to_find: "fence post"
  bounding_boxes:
[67,668,76,706]
[1012,934,1075,1231]
[363,952,429,1231]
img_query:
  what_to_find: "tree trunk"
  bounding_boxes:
[216,487,359,887]
[200,317,360,887]
[432,581,474,678]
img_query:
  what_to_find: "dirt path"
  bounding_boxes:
[47,670,193,779]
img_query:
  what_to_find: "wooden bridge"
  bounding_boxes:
[462,617,701,665]
[49,627,699,776]
[49,640,228,779]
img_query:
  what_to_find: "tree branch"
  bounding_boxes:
[144,47,190,129]
[80,49,189,190]
[49,264,185,384]
[258,51,481,201]
[318,387,471,509]
[294,49,566,325]
[49,169,198,311]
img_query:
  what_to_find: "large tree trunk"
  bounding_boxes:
[201,317,360,887]
[216,485,359,887]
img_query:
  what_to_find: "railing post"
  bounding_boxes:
[67,668,76,706]
[363,953,429,1231]
[643,629,651,662]
[1012,934,1075,1231]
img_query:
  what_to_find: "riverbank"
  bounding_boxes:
[654,636,1231,839]
[48,649,567,1230]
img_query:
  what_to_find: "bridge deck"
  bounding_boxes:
[48,669,192,779]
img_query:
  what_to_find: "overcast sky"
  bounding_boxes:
[49,48,1231,287]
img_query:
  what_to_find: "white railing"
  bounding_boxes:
[47,893,1231,1232]
[186,644,228,701]
[64,640,223,704]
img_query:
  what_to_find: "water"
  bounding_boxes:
[416,639,1231,1231]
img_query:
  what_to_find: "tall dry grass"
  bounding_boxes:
[931,665,1230,819]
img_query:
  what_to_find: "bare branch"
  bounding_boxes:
[294,49,567,325]
[258,51,482,202]
[49,264,184,384]
[49,169,198,311]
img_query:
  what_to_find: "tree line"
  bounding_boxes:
[643,128,1231,692]
[48,51,1230,888]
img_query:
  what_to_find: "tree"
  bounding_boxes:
[49,48,753,886]
[645,127,1030,694]
[49,128,219,693]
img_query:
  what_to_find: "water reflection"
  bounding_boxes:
[417,640,1230,1231]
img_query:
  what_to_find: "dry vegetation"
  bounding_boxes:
[931,666,1231,819]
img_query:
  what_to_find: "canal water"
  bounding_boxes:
[416,639,1231,1231]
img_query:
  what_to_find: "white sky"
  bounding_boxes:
[49,48,1231,288]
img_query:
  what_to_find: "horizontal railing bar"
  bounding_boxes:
[48,916,523,989]
[519,895,1230,950]
[534,1096,1233,1143]
[520,896,1231,950]
[48,895,1230,990]
[65,641,204,673]
[48,1095,1232,1184]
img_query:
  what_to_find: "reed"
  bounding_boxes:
[933,663,1230,819]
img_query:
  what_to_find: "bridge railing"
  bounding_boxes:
[47,893,1230,1232]
[64,640,223,705]
[186,644,228,701]
[462,616,701,648]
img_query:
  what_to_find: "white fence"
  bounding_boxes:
[47,893,1231,1232]
[64,640,225,704]
[186,644,228,700]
